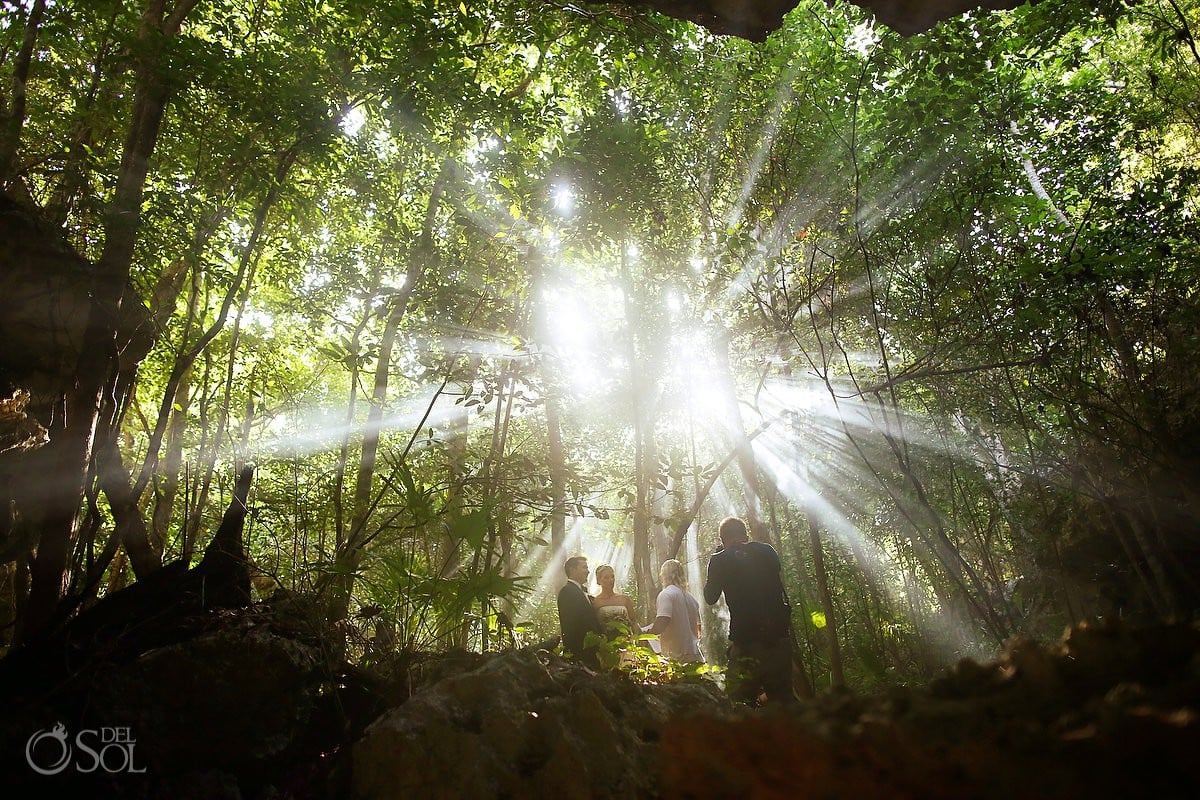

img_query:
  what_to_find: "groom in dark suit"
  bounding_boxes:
[557,555,602,667]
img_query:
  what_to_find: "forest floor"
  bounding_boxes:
[1,595,1197,799]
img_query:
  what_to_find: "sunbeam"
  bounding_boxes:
[746,370,1017,656]
[515,515,631,619]
[751,413,976,658]
[250,383,469,459]
[661,327,733,427]
[534,276,627,399]
[727,56,800,231]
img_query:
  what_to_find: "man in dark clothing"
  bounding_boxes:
[557,554,602,667]
[704,516,797,706]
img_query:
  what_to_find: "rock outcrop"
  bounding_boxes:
[2,611,1198,799]
[347,650,729,799]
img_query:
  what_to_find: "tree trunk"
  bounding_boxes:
[0,0,48,182]
[332,311,372,555]
[329,295,406,623]
[325,163,448,622]
[16,1,201,639]
[666,421,774,560]
[808,513,845,689]
[479,365,517,651]
[545,385,567,553]
[622,245,655,614]
[151,364,191,559]
[96,437,161,579]
[0,561,18,648]
[439,356,478,583]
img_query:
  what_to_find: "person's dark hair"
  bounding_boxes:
[563,555,588,576]
[718,516,750,546]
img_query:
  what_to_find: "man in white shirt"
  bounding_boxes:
[642,559,704,663]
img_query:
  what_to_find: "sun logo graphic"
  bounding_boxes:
[24,722,147,775]
[25,722,71,776]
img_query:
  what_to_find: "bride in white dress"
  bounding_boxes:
[591,564,635,635]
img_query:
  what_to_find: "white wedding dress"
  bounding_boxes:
[596,604,630,626]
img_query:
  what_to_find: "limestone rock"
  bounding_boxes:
[91,620,324,774]
[349,650,729,799]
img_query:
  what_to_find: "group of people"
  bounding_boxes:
[557,555,703,664]
[556,515,797,706]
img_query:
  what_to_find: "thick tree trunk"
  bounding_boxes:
[0,0,48,182]
[16,0,201,641]
[97,437,161,579]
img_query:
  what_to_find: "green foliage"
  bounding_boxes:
[585,629,723,686]
[360,540,533,653]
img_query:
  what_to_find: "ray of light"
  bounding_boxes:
[250,382,466,459]
[746,368,1011,657]
[726,58,800,231]
[514,513,632,619]
[752,425,972,659]
[707,469,745,526]
[421,332,533,361]
[758,373,989,469]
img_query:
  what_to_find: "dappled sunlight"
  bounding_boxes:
[238,305,277,334]
[844,19,881,56]
[249,383,469,459]
[551,183,574,215]
[463,134,501,169]
[339,105,366,137]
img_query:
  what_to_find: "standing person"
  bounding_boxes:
[557,555,602,667]
[642,559,704,663]
[592,564,636,636]
[704,516,797,706]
